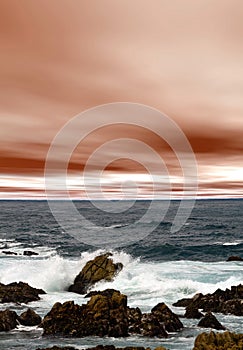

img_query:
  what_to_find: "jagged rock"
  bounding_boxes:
[151,302,183,332]
[184,305,204,319]
[139,313,168,337]
[227,256,243,262]
[68,253,123,294]
[193,331,243,350]
[197,312,226,330]
[23,250,39,256]
[0,282,46,304]
[18,308,42,326]
[173,284,243,316]
[172,297,192,307]
[42,289,128,337]
[0,309,18,331]
[220,299,243,316]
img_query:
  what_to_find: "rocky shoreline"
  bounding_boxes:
[0,253,243,349]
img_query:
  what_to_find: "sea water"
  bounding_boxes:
[0,199,242,349]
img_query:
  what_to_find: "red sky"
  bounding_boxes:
[0,0,243,198]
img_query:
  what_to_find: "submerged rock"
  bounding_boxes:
[193,331,243,350]
[0,309,18,331]
[18,308,42,326]
[227,255,243,262]
[0,282,46,304]
[174,284,243,316]
[197,312,226,330]
[68,253,123,294]
[2,251,17,255]
[42,289,128,337]
[23,250,39,256]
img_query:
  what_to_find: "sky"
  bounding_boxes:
[0,0,243,199]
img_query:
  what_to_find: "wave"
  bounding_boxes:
[0,250,242,310]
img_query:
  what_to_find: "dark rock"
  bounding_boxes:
[2,251,17,255]
[0,309,18,331]
[173,284,243,316]
[138,313,168,338]
[184,304,204,319]
[18,308,42,326]
[151,302,183,332]
[197,312,226,330]
[227,255,243,261]
[172,297,192,307]
[0,282,46,304]
[68,253,123,294]
[193,331,243,350]
[42,289,128,337]
[220,299,243,316]
[23,250,39,256]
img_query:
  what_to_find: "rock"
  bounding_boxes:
[2,251,17,255]
[138,313,168,338]
[42,289,128,337]
[23,250,39,256]
[172,297,192,307]
[220,299,243,316]
[68,253,123,294]
[0,282,46,304]
[193,331,243,350]
[0,309,18,331]
[227,255,243,261]
[18,308,42,326]
[151,302,183,332]
[184,305,204,319]
[197,312,226,330]
[173,284,243,316]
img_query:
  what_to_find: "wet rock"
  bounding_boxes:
[174,284,243,316]
[68,253,123,294]
[197,312,226,330]
[227,255,243,261]
[23,250,39,256]
[0,282,46,304]
[184,305,204,319]
[42,289,128,337]
[2,251,17,255]
[193,331,243,350]
[151,302,183,332]
[0,309,18,331]
[172,297,193,308]
[18,308,42,326]
[138,313,168,337]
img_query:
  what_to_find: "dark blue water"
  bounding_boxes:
[0,199,242,261]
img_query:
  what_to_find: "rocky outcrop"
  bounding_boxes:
[197,312,226,330]
[193,331,243,350]
[68,253,123,294]
[173,284,243,316]
[18,308,42,326]
[227,256,243,262]
[42,289,128,337]
[184,305,203,319]
[0,282,46,304]
[0,309,18,331]
[42,288,182,338]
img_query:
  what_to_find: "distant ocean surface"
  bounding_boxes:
[0,199,243,350]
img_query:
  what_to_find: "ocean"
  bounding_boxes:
[0,199,243,349]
